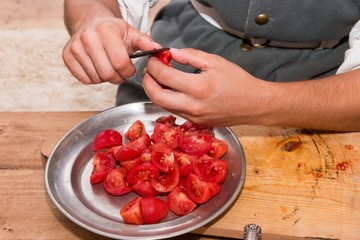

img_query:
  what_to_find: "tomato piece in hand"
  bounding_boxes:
[93,129,122,151]
[90,151,116,184]
[177,132,213,156]
[126,162,160,185]
[153,50,172,66]
[208,137,229,159]
[103,168,132,196]
[120,197,144,225]
[193,156,228,183]
[125,120,146,141]
[150,167,180,193]
[185,173,221,204]
[151,143,175,173]
[115,134,151,162]
[167,186,197,216]
[140,197,169,224]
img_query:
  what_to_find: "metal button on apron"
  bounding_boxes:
[255,14,269,25]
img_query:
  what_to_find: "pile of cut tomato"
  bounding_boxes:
[90,115,229,225]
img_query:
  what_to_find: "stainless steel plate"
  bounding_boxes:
[45,102,246,240]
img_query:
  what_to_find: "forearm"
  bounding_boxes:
[64,0,121,34]
[260,69,360,131]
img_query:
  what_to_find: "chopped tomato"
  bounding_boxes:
[90,151,116,184]
[177,132,213,156]
[125,120,146,141]
[150,168,180,193]
[208,137,228,159]
[140,197,169,224]
[152,123,180,148]
[155,115,176,126]
[193,156,228,183]
[103,168,132,196]
[120,197,144,225]
[93,129,122,151]
[151,143,175,173]
[126,162,160,185]
[185,173,221,204]
[120,152,151,171]
[115,134,151,162]
[179,121,214,135]
[153,50,172,66]
[133,180,159,197]
[174,150,195,177]
[167,187,197,216]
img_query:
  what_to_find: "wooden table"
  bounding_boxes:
[1,112,359,240]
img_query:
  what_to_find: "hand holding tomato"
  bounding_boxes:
[142,48,270,127]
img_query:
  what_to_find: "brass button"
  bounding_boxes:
[255,14,269,25]
[240,43,252,52]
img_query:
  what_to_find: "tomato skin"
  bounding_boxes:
[115,134,151,162]
[140,197,169,224]
[150,167,180,193]
[90,151,116,184]
[153,50,172,66]
[185,173,221,204]
[126,162,160,185]
[193,156,228,183]
[167,187,197,216]
[208,137,229,159]
[120,197,144,225]
[133,180,159,197]
[93,129,122,151]
[103,168,133,196]
[125,120,146,141]
[177,132,213,156]
[151,143,175,173]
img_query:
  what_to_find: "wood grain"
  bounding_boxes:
[0,112,359,240]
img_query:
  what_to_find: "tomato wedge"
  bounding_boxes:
[150,167,180,193]
[153,50,172,66]
[103,168,132,196]
[177,132,213,156]
[132,180,159,197]
[151,143,175,173]
[193,156,228,183]
[174,150,195,177]
[126,162,160,185]
[115,134,151,162]
[120,197,144,225]
[185,173,221,204]
[90,151,116,184]
[125,120,146,141]
[152,123,180,148]
[155,115,176,125]
[167,186,197,216]
[208,137,229,159]
[140,197,169,224]
[93,129,122,151]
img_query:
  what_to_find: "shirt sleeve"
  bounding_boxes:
[116,0,159,33]
[336,19,360,74]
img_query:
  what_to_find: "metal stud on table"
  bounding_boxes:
[244,223,262,240]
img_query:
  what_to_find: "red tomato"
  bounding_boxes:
[115,134,151,162]
[132,180,159,197]
[177,132,213,156]
[167,187,197,216]
[140,197,169,224]
[174,150,195,177]
[155,115,176,126]
[151,143,175,173]
[193,156,228,183]
[150,167,180,193]
[153,50,172,66]
[90,151,116,184]
[103,168,132,196]
[93,129,122,151]
[125,120,146,141]
[179,121,213,135]
[126,162,160,185]
[120,151,151,171]
[120,197,144,225]
[152,123,180,148]
[185,173,221,204]
[208,137,229,159]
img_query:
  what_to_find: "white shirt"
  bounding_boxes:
[117,0,360,74]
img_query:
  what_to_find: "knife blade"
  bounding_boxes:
[129,47,170,59]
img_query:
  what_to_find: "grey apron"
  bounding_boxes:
[116,0,360,105]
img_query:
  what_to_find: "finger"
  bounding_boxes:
[170,48,211,71]
[62,48,93,84]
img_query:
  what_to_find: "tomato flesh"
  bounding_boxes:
[185,173,221,204]
[125,120,146,141]
[153,50,172,66]
[193,156,228,183]
[120,197,144,225]
[93,129,122,151]
[150,167,180,193]
[126,162,160,185]
[90,151,116,184]
[151,143,175,173]
[167,186,197,216]
[115,134,151,162]
[208,137,229,159]
[178,132,213,156]
[103,168,132,196]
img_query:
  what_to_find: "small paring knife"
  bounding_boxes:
[129,47,170,59]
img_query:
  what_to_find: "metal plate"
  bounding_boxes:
[45,102,246,240]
